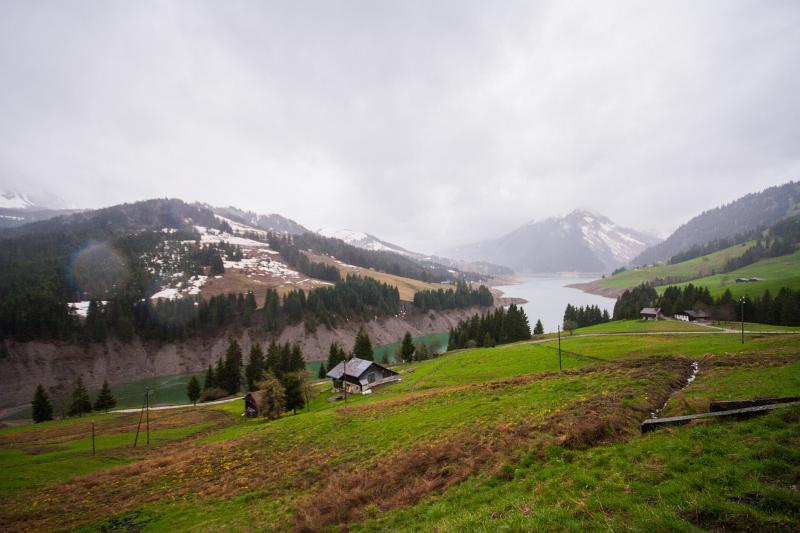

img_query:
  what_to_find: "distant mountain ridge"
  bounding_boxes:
[317,227,419,257]
[444,210,659,273]
[0,189,81,229]
[212,206,309,235]
[317,227,515,277]
[633,180,800,266]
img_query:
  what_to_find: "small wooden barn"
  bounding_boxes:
[244,390,264,418]
[326,357,399,394]
[640,307,663,320]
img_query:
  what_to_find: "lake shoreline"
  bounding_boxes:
[493,275,616,334]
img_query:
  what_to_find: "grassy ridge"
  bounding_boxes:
[658,248,800,298]
[595,241,754,290]
[590,243,800,301]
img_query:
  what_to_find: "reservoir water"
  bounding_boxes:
[495,276,616,334]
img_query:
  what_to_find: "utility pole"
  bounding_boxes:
[557,325,562,371]
[145,388,150,447]
[133,389,147,448]
[740,297,745,345]
[342,356,349,407]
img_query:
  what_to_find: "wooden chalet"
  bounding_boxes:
[244,390,263,418]
[640,307,663,320]
[326,357,399,394]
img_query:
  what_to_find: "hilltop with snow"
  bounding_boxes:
[444,210,659,274]
[316,227,421,257]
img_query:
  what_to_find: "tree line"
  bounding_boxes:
[202,338,311,416]
[447,304,532,350]
[32,377,117,423]
[2,272,401,343]
[562,304,610,331]
[613,282,800,325]
[412,281,494,311]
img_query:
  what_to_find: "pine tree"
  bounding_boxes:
[215,358,228,393]
[223,338,243,394]
[32,384,53,423]
[187,376,201,406]
[400,331,415,361]
[68,375,92,417]
[533,319,544,335]
[327,342,345,369]
[353,326,373,360]
[245,343,265,392]
[317,362,327,379]
[282,372,305,415]
[256,372,285,420]
[289,343,305,372]
[265,341,281,375]
[481,332,494,348]
[93,380,116,413]
[204,364,215,390]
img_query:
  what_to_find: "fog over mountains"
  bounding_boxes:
[444,210,659,274]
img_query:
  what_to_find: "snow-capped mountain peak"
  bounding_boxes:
[316,227,419,256]
[0,190,35,210]
[562,210,650,266]
[444,209,660,273]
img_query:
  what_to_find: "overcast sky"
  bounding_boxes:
[1,1,799,253]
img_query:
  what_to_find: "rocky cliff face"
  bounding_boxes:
[0,305,482,410]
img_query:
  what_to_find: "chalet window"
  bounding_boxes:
[366,372,376,383]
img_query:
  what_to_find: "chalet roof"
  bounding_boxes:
[326,357,396,380]
[327,357,373,379]
[685,310,709,319]
[640,307,661,315]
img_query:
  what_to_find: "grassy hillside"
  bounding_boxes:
[1,331,798,531]
[594,241,754,292]
[658,248,800,298]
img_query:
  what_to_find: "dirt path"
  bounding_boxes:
[111,395,243,414]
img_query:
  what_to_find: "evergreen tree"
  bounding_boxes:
[481,332,495,348]
[353,326,373,360]
[533,319,544,335]
[245,343,265,392]
[415,342,431,361]
[186,376,201,406]
[68,375,92,417]
[318,362,327,379]
[327,342,345,369]
[265,341,281,375]
[222,338,243,394]
[400,331,415,361]
[215,357,228,393]
[256,372,285,420]
[204,364,215,390]
[282,372,305,415]
[32,384,53,423]
[93,380,116,413]
[289,343,305,372]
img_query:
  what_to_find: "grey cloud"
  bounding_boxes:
[1,1,798,253]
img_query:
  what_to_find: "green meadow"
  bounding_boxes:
[1,324,798,531]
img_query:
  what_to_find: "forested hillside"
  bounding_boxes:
[634,180,800,265]
[0,198,492,344]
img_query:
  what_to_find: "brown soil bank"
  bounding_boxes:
[565,280,625,298]
[0,305,485,410]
